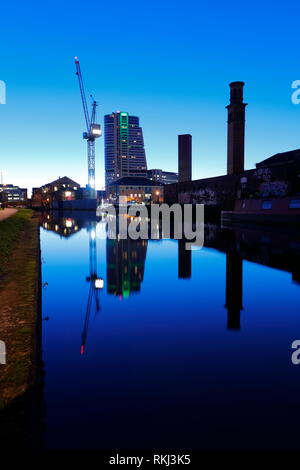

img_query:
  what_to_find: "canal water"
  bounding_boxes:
[40,212,300,450]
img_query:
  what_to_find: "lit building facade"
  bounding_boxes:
[31,176,81,208]
[147,169,178,185]
[0,184,27,206]
[104,111,147,186]
[106,176,163,204]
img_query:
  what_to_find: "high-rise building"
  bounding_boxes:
[104,111,147,187]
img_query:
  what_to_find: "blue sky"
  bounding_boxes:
[0,0,300,194]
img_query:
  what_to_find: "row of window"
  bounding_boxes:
[245,199,300,210]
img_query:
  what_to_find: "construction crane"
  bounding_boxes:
[80,221,104,355]
[74,57,101,196]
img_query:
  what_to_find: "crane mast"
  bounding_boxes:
[74,57,101,195]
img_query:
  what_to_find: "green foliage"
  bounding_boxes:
[0,210,33,279]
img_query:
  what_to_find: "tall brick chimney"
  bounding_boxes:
[226,81,247,175]
[178,134,192,182]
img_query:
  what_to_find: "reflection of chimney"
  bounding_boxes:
[178,134,192,182]
[225,250,243,330]
[226,82,247,175]
[292,269,300,284]
[178,239,191,279]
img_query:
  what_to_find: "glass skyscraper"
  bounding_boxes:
[104,111,147,187]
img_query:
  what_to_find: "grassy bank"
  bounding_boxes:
[0,209,41,415]
[0,210,35,279]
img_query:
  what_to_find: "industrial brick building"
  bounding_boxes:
[165,82,300,224]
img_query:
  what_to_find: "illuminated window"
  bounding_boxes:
[289,199,300,209]
[262,201,272,210]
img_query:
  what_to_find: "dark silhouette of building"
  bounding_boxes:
[226,81,247,175]
[178,134,192,182]
[178,239,191,279]
[104,111,147,187]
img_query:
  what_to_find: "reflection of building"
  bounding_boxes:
[106,176,164,204]
[106,238,148,298]
[204,223,300,284]
[147,169,178,185]
[97,190,106,201]
[225,251,243,330]
[32,176,81,209]
[40,212,81,238]
[178,239,191,279]
[104,111,147,187]
[203,223,300,329]
[40,214,103,353]
[0,183,27,206]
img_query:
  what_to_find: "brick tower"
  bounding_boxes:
[226,81,247,175]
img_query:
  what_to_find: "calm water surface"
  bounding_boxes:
[40,213,300,450]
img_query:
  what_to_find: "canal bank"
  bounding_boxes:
[0,209,42,449]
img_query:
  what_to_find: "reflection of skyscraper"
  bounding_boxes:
[225,251,243,330]
[106,238,148,298]
[104,111,147,187]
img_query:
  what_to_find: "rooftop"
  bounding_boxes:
[256,149,300,168]
[108,176,163,187]
[44,176,81,187]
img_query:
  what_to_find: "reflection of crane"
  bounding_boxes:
[80,222,104,355]
[74,57,101,195]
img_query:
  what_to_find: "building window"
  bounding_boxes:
[289,199,300,209]
[262,201,272,210]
